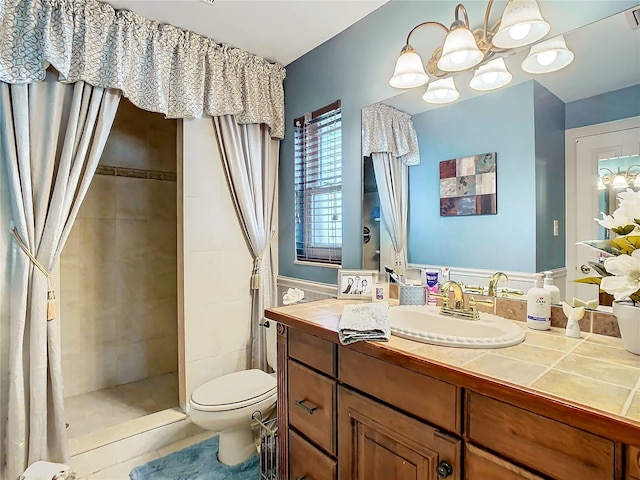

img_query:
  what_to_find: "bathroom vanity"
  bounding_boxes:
[265,299,640,480]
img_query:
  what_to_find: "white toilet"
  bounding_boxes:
[189,323,277,465]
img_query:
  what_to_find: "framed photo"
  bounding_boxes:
[337,269,377,300]
[440,152,497,216]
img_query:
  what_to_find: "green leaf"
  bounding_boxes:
[587,262,611,277]
[573,277,602,286]
[577,240,621,256]
[612,225,637,236]
[630,292,640,304]
[609,235,640,255]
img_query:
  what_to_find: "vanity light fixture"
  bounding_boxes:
[599,165,640,189]
[389,0,573,104]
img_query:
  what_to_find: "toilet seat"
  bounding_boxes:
[190,369,276,412]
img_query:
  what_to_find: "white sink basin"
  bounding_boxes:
[389,305,525,348]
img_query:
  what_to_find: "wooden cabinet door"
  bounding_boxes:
[338,386,461,480]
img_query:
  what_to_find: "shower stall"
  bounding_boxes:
[60,99,179,441]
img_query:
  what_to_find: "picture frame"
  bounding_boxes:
[439,151,497,216]
[337,269,378,300]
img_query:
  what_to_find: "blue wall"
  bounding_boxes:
[566,84,640,130]
[408,82,537,271]
[534,82,566,272]
[279,1,639,284]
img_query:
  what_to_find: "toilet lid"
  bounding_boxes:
[191,369,276,411]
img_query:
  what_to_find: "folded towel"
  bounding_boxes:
[338,302,390,345]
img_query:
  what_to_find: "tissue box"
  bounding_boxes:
[398,285,426,305]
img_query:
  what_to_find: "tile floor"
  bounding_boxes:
[65,372,178,439]
[78,430,217,479]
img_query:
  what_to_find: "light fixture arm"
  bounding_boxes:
[404,20,449,47]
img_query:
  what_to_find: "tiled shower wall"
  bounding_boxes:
[60,99,178,397]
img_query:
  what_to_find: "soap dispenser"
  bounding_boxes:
[527,273,551,330]
[543,271,560,305]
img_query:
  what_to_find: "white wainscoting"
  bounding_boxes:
[276,276,337,305]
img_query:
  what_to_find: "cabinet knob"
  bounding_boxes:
[436,460,453,478]
[294,399,317,415]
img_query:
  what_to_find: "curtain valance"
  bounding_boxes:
[0,0,286,137]
[362,103,420,166]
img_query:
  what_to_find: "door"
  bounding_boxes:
[338,386,461,480]
[571,124,640,301]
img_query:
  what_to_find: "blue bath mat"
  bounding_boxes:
[129,435,259,480]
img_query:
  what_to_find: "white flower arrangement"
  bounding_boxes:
[577,189,640,304]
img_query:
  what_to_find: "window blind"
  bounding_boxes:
[294,100,342,265]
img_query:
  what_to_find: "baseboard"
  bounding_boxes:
[68,408,202,478]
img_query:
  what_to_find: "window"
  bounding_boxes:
[294,100,342,265]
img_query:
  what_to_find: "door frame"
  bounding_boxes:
[565,116,640,301]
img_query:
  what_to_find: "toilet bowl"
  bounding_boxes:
[189,368,277,465]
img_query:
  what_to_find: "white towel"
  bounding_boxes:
[338,302,390,345]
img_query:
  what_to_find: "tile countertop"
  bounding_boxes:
[267,298,640,438]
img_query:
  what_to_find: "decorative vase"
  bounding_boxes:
[613,300,640,355]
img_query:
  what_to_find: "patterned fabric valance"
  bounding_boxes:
[0,0,286,138]
[362,104,420,166]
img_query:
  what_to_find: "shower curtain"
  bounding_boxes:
[362,104,420,275]
[0,71,121,478]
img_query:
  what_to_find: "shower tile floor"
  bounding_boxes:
[64,372,179,439]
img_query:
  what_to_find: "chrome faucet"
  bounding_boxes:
[488,272,508,297]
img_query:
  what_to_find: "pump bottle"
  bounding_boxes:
[527,273,551,330]
[543,271,560,305]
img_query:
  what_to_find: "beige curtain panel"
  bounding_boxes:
[214,116,279,371]
[0,0,286,138]
[1,70,121,480]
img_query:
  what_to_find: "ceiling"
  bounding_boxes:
[104,0,389,66]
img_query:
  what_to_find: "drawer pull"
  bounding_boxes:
[296,477,306,480]
[295,399,317,414]
[436,460,453,478]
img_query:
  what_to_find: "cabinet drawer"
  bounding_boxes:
[465,443,544,480]
[289,328,336,376]
[466,392,615,480]
[339,347,461,433]
[629,445,640,478]
[288,359,336,455]
[289,430,336,480]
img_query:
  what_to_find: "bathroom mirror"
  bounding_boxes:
[362,7,640,299]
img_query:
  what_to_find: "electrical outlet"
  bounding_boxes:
[553,220,559,236]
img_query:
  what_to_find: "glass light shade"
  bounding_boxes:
[492,0,550,48]
[422,77,460,104]
[612,174,628,188]
[469,58,513,91]
[389,47,429,88]
[437,27,484,72]
[522,35,574,74]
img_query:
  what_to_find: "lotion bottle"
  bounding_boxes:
[527,273,551,330]
[543,271,560,305]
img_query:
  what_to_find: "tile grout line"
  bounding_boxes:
[620,375,640,417]
[525,336,587,387]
